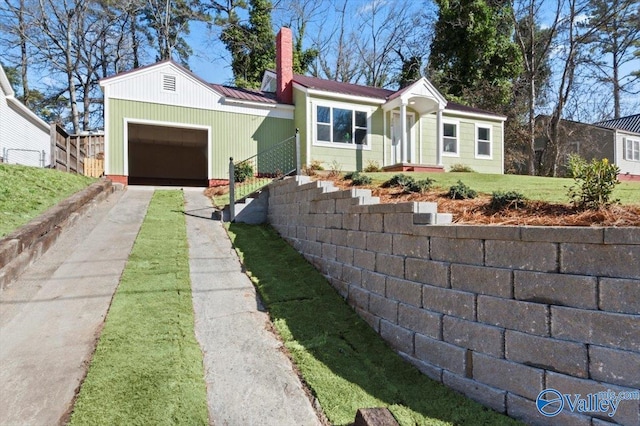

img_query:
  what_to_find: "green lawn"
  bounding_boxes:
[227,223,521,426]
[69,191,208,425]
[363,172,640,205]
[0,164,96,237]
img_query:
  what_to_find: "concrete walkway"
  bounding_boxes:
[0,187,153,426]
[1,187,320,425]
[184,189,322,426]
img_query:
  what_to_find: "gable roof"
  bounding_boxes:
[101,59,278,106]
[594,114,640,134]
[0,64,49,131]
[292,74,395,100]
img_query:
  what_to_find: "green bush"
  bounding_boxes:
[448,180,477,199]
[449,164,476,173]
[234,162,254,183]
[363,160,382,173]
[382,174,414,188]
[345,171,372,186]
[567,156,620,209]
[403,178,435,194]
[490,191,527,210]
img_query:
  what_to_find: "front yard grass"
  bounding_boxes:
[227,223,521,426]
[69,190,208,425]
[0,164,96,237]
[364,172,640,205]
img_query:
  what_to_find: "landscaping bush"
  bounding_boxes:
[344,171,372,186]
[327,160,342,178]
[233,162,253,183]
[448,180,477,199]
[403,178,434,194]
[449,163,476,172]
[567,156,620,209]
[303,160,324,176]
[491,191,527,210]
[382,174,414,188]
[363,160,382,172]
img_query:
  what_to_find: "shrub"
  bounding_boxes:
[363,160,382,173]
[345,171,372,186]
[234,162,253,183]
[449,164,476,173]
[327,160,342,178]
[567,156,620,209]
[490,191,527,210]
[382,174,413,188]
[303,160,324,176]
[403,178,434,194]
[448,180,477,199]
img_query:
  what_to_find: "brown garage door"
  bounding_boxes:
[128,123,208,186]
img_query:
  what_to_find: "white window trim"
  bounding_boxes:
[475,123,493,159]
[312,100,372,150]
[441,119,460,157]
[625,138,640,162]
[161,73,177,94]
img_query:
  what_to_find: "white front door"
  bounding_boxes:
[392,112,415,164]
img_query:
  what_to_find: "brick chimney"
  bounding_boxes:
[276,27,293,104]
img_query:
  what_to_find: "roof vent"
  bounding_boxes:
[162,74,176,92]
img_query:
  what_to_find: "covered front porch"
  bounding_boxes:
[382,78,447,172]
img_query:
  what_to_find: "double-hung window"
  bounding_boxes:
[442,121,458,155]
[316,105,368,146]
[625,138,640,161]
[476,124,492,158]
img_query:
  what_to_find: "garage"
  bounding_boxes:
[127,123,208,186]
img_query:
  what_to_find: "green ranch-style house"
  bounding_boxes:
[100,28,506,187]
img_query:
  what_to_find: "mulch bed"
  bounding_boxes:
[322,176,640,227]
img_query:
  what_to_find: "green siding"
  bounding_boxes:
[302,94,385,172]
[293,88,308,166]
[420,113,503,174]
[107,99,295,179]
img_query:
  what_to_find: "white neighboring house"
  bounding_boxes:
[0,65,50,167]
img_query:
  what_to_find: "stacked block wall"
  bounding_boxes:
[267,176,640,426]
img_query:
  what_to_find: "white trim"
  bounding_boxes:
[222,98,295,110]
[293,82,386,105]
[500,119,505,174]
[104,87,110,174]
[311,99,374,151]
[161,73,177,93]
[445,108,507,122]
[306,95,311,167]
[383,111,387,166]
[123,118,212,178]
[441,119,460,157]
[418,116,423,164]
[475,123,493,160]
[625,137,640,161]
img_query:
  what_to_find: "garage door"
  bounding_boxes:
[128,123,208,186]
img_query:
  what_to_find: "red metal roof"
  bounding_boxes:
[292,74,395,100]
[210,84,278,104]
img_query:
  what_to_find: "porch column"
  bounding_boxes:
[436,108,443,166]
[400,101,407,163]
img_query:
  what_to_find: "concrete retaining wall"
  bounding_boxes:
[268,176,640,426]
[0,179,115,290]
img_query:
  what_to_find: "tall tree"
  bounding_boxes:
[218,0,275,88]
[273,0,320,74]
[511,0,560,175]
[141,0,208,65]
[585,0,639,118]
[428,0,522,110]
[0,0,34,107]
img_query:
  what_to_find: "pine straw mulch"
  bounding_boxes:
[319,175,640,227]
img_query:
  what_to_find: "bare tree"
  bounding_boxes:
[511,0,562,175]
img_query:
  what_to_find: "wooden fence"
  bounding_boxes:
[50,124,105,176]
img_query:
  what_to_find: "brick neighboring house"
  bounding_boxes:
[535,114,640,180]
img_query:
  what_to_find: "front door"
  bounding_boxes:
[391,112,415,164]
